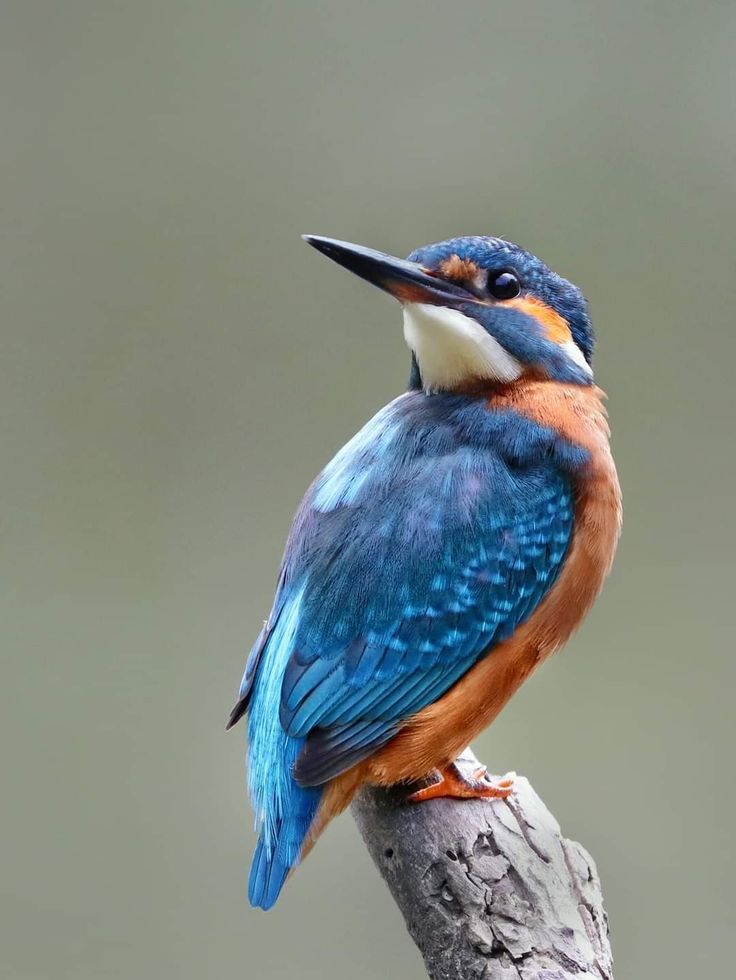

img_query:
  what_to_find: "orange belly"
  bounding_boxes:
[303,381,621,855]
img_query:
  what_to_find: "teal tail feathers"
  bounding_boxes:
[248,835,287,910]
[245,585,322,909]
[248,786,322,910]
[246,580,322,909]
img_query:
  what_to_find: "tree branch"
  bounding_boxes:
[351,747,613,980]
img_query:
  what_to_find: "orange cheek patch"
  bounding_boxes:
[438,254,481,282]
[508,296,572,345]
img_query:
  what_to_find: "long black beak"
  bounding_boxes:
[302,235,474,306]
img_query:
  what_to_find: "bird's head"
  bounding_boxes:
[303,234,594,393]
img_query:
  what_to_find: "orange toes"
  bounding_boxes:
[405,775,454,804]
[406,763,515,803]
[495,772,516,790]
[469,771,515,799]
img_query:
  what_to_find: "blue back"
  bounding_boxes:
[241,390,588,907]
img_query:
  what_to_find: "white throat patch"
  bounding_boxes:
[402,302,522,392]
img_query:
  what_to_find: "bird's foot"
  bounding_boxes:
[406,762,515,803]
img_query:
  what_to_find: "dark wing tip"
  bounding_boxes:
[293,723,397,786]
[225,697,248,731]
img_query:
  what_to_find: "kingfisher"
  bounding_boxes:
[227,234,621,910]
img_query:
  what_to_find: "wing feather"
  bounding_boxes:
[240,393,583,786]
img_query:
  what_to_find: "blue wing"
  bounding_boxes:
[260,392,584,786]
[237,391,587,907]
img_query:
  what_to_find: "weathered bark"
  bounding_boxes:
[351,748,612,980]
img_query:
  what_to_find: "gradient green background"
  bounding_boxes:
[3,3,734,978]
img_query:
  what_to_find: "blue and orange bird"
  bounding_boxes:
[227,234,622,910]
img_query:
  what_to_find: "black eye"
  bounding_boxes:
[487,269,521,300]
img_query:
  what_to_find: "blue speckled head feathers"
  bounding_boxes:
[407,236,594,365]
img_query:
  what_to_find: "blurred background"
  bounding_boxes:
[2,2,734,978]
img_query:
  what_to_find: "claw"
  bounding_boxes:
[406,763,515,803]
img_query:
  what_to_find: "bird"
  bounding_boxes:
[227,233,622,910]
